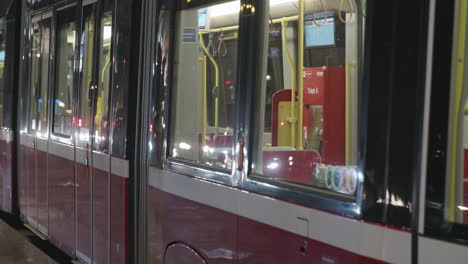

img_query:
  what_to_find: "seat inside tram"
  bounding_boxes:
[171,0,363,197]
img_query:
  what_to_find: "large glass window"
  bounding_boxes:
[93,10,112,152]
[30,17,51,137]
[432,3,468,226]
[53,9,77,137]
[0,18,5,127]
[252,0,364,198]
[169,1,240,170]
[77,5,96,147]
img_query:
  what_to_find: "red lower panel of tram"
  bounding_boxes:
[147,183,388,264]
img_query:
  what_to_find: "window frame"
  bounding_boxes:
[235,0,365,217]
[422,0,468,245]
[158,0,378,219]
[162,0,243,186]
[50,4,79,143]
[29,11,53,139]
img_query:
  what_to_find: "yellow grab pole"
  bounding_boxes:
[199,56,208,146]
[345,61,356,166]
[297,0,305,150]
[282,19,297,148]
[199,33,220,129]
[449,0,468,222]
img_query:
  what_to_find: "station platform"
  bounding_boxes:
[0,215,72,264]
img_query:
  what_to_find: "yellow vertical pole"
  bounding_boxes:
[449,0,467,222]
[282,19,296,148]
[199,56,207,146]
[297,0,305,150]
[198,33,220,129]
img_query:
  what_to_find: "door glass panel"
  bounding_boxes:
[38,18,51,136]
[93,10,112,152]
[0,18,5,127]
[30,20,41,133]
[169,1,240,170]
[251,0,364,197]
[53,9,77,137]
[77,5,96,147]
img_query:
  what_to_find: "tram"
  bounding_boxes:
[0,0,468,263]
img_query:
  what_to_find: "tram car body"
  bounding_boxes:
[0,0,468,263]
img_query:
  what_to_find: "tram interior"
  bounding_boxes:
[171,0,363,197]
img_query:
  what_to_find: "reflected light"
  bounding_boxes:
[179,142,191,150]
[209,0,292,17]
[267,162,279,169]
[458,206,468,211]
[103,26,112,41]
[210,1,240,17]
[203,145,210,153]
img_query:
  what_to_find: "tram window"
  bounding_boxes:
[93,10,112,152]
[52,10,77,137]
[77,5,96,147]
[0,18,5,127]
[431,4,468,226]
[30,18,51,136]
[30,22,40,132]
[251,0,364,198]
[169,1,239,170]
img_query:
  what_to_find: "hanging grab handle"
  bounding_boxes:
[338,0,355,23]
[312,0,328,26]
[207,33,217,56]
[218,30,227,57]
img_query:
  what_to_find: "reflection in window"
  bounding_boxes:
[169,1,239,170]
[445,5,468,224]
[93,11,112,152]
[253,0,364,197]
[30,18,51,136]
[77,5,96,147]
[53,14,76,137]
[0,18,5,126]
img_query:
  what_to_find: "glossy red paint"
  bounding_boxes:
[18,143,28,220]
[147,184,164,263]
[0,139,13,213]
[0,139,4,211]
[262,150,321,184]
[27,145,37,224]
[238,216,387,264]
[464,149,468,179]
[0,139,3,210]
[164,243,207,264]
[76,161,92,262]
[36,148,48,233]
[147,185,237,264]
[93,166,109,264]
[147,175,389,264]
[110,173,128,264]
[464,181,468,224]
[305,67,345,165]
[48,152,75,256]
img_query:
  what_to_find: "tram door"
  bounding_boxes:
[418,0,468,263]
[75,2,98,262]
[23,12,52,234]
[76,0,114,263]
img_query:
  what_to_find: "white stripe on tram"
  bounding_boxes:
[148,167,411,264]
